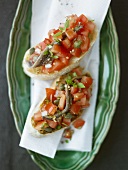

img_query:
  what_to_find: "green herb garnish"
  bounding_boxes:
[65,140,69,143]
[72,72,77,77]
[56,125,62,130]
[59,27,64,31]
[52,55,59,59]
[74,40,82,48]
[53,31,62,38]
[74,25,83,32]
[77,82,85,88]
[64,19,69,31]
[43,50,49,55]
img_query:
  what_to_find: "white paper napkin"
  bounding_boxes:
[20,0,111,158]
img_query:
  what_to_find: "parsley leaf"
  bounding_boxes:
[53,31,62,37]
[77,83,85,88]
[64,20,69,31]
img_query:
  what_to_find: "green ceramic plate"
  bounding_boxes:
[6,0,120,169]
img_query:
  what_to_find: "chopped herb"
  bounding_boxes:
[54,39,61,45]
[64,19,69,31]
[77,82,85,88]
[73,83,78,88]
[64,112,73,119]
[48,44,52,49]
[44,127,52,132]
[44,99,50,104]
[74,40,82,48]
[59,27,64,31]
[43,50,49,55]
[49,50,53,57]
[52,55,59,59]
[66,79,73,85]
[59,84,65,90]
[74,25,83,32]
[90,19,94,22]
[72,72,77,77]
[56,81,60,86]
[53,31,62,37]
[54,99,60,105]
[56,125,62,130]
[65,140,69,143]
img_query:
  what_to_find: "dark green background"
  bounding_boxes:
[0,0,128,170]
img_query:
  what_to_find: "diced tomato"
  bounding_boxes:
[45,102,57,115]
[44,38,51,45]
[52,59,65,71]
[35,121,47,131]
[81,37,90,52]
[82,88,92,99]
[85,21,95,33]
[39,41,46,50]
[80,28,89,36]
[63,129,73,139]
[70,103,81,114]
[70,87,79,95]
[81,76,93,88]
[68,14,78,28]
[46,88,56,100]
[76,95,86,105]
[78,14,88,25]
[62,117,71,126]
[33,111,43,122]
[46,120,58,129]
[58,94,66,110]
[62,38,71,49]
[71,67,83,76]
[73,92,84,101]
[73,118,85,128]
[65,29,77,40]
[81,101,90,108]
[60,57,69,65]
[71,48,82,57]
[51,44,61,53]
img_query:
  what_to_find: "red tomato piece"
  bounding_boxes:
[44,38,51,45]
[62,118,71,126]
[71,67,83,76]
[78,14,88,25]
[46,120,58,129]
[85,21,95,33]
[39,41,46,51]
[68,14,78,28]
[73,118,85,128]
[80,28,89,36]
[76,95,86,105]
[70,87,79,95]
[63,129,73,139]
[82,88,92,100]
[81,37,90,52]
[33,111,43,122]
[71,48,82,57]
[45,102,57,115]
[58,94,66,110]
[45,88,56,100]
[73,92,84,101]
[81,76,93,88]
[52,59,65,71]
[70,103,81,114]
[62,38,71,49]
[65,29,77,40]
[60,57,69,65]
[35,121,47,131]
[51,44,61,54]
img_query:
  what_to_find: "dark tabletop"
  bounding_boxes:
[0,0,128,170]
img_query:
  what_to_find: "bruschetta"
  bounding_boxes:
[22,14,97,80]
[28,67,93,137]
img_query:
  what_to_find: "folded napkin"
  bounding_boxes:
[20,0,111,158]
